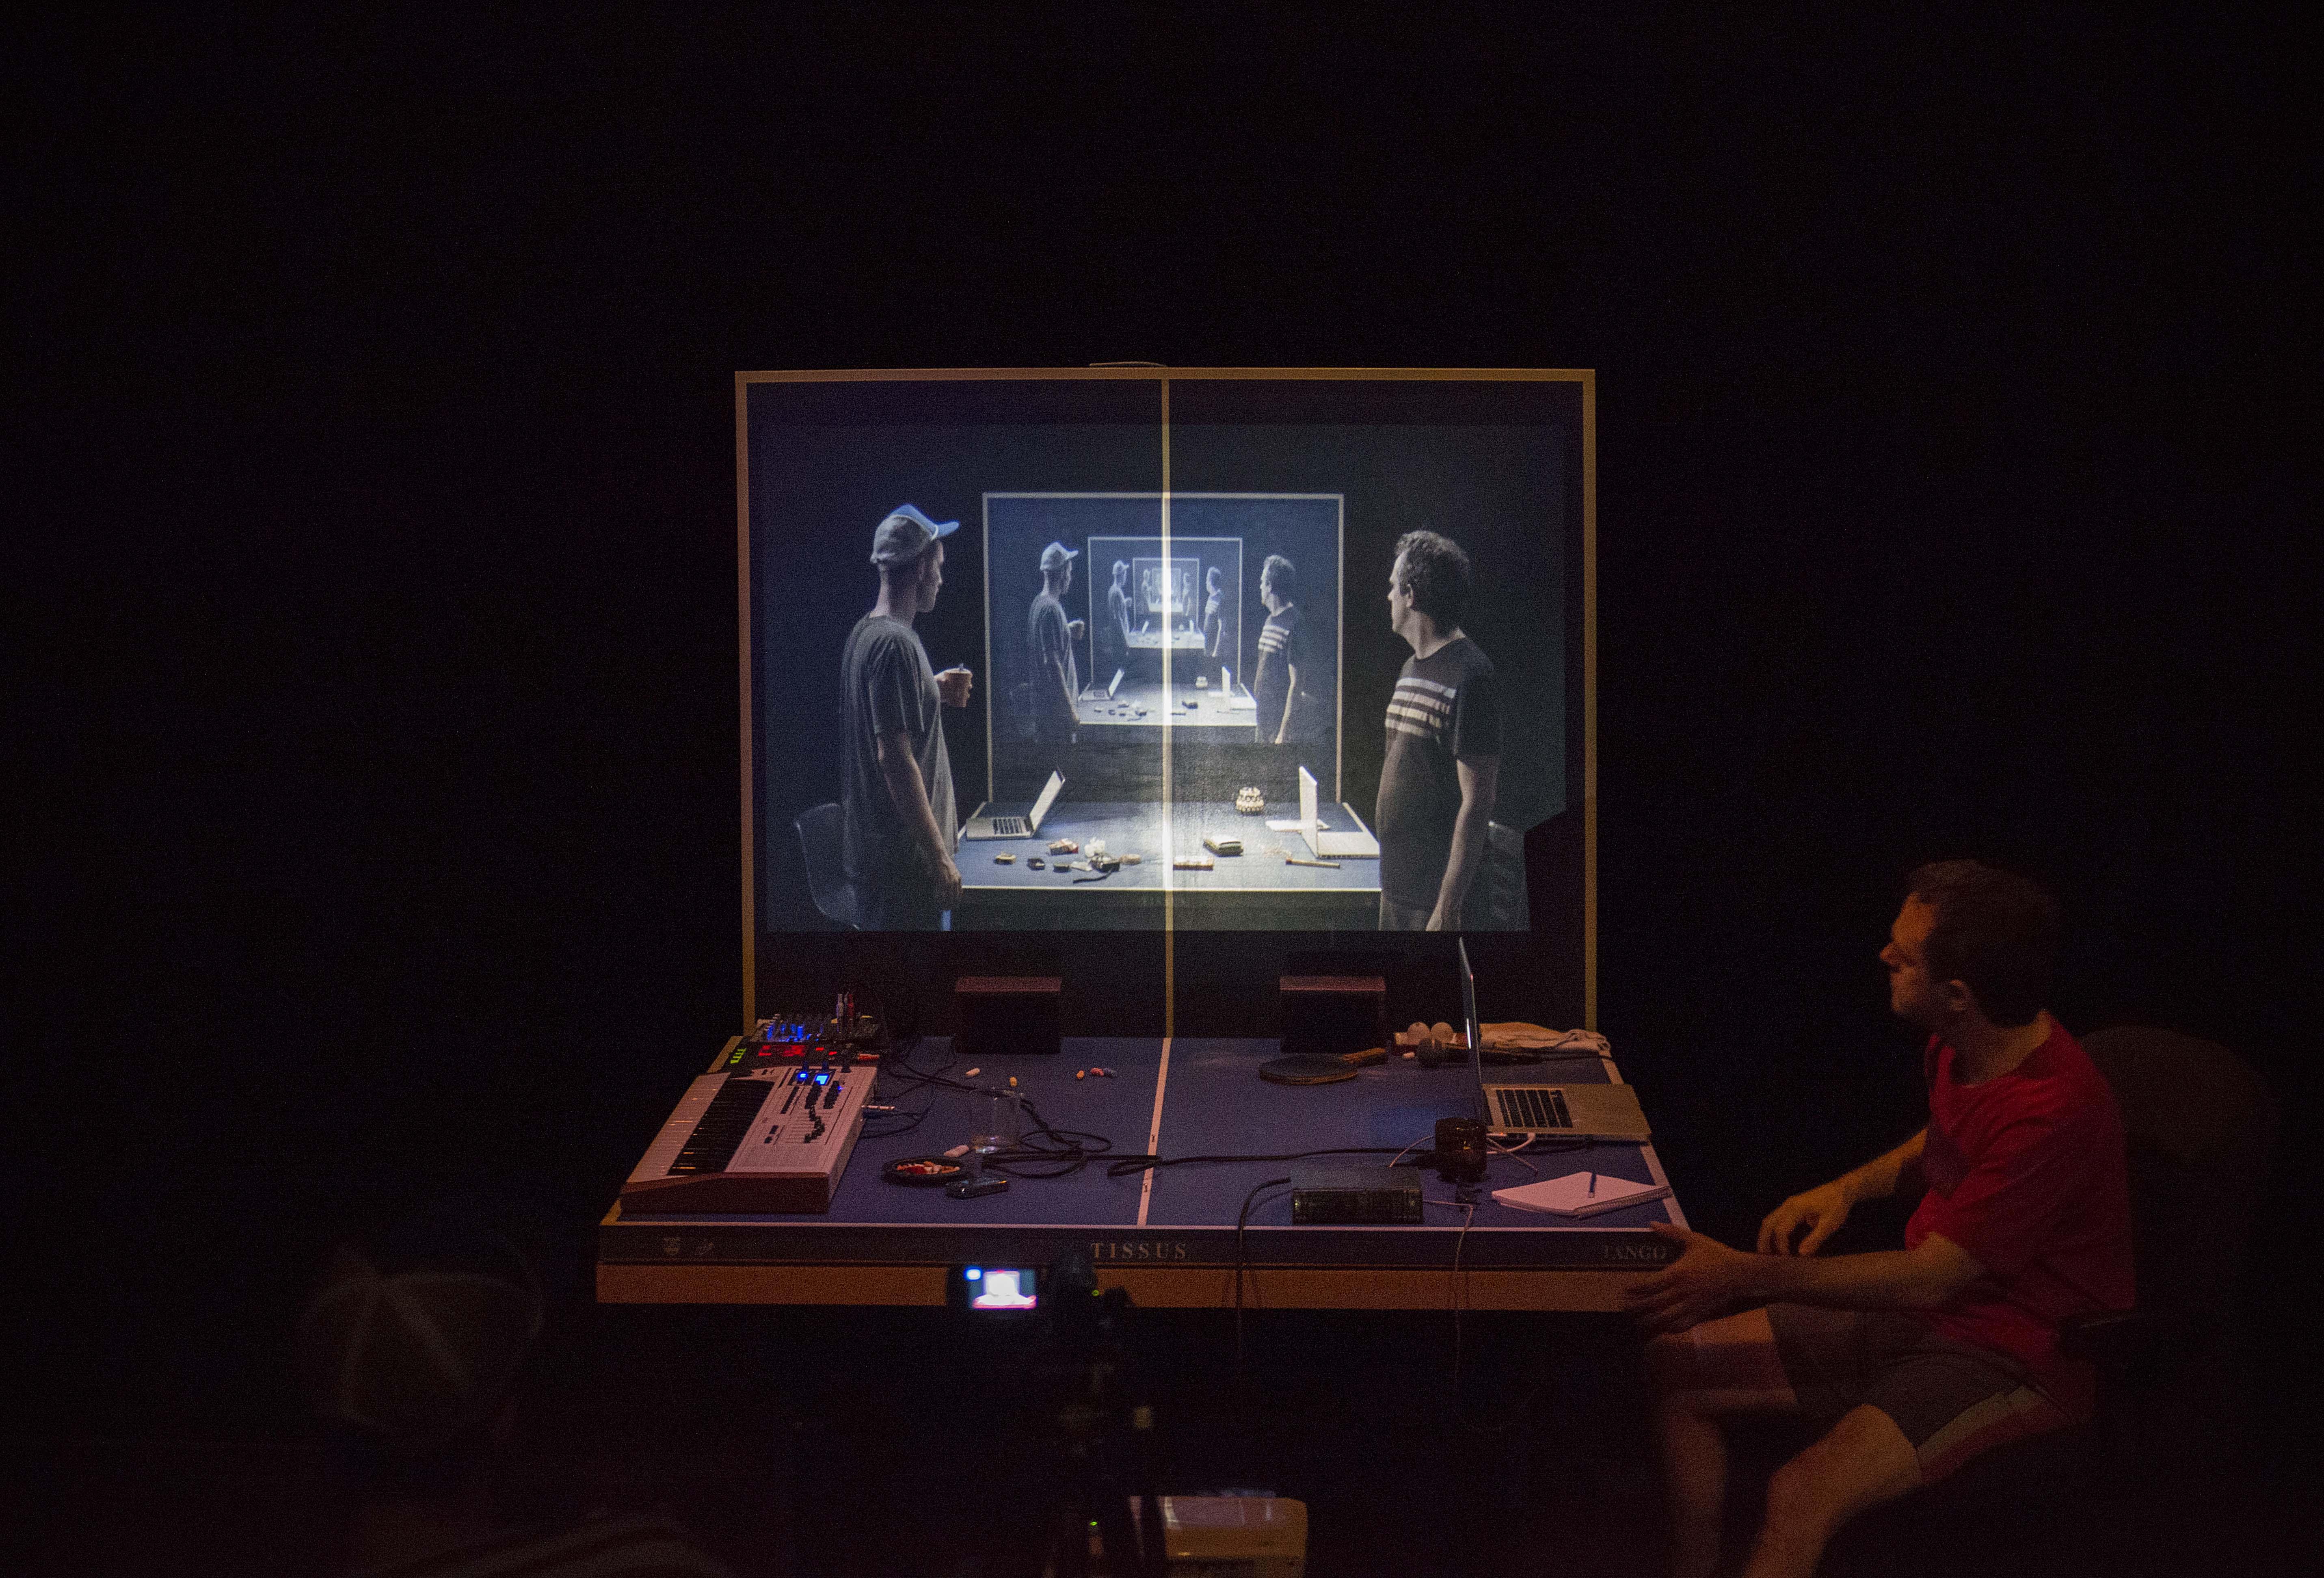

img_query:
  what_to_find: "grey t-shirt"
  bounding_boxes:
[840,615,956,883]
[1029,590,1078,734]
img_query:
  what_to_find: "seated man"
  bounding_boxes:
[1628,861,2132,1578]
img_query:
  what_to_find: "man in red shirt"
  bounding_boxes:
[1628,861,2134,1578]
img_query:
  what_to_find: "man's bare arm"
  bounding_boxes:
[1628,1224,1987,1331]
[1273,662,1298,743]
[1758,1128,1928,1255]
[1742,1232,1984,1312]
[1428,755,1500,930]
[875,728,962,903]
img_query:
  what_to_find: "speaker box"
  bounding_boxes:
[1279,975,1387,1059]
[955,976,1062,1058]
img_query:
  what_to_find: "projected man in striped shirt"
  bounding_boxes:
[1252,553,1319,745]
[1375,530,1500,931]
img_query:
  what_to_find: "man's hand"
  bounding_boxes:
[936,666,973,708]
[1758,1181,1855,1256]
[932,854,964,908]
[1623,1223,1763,1333]
[1067,619,1087,642]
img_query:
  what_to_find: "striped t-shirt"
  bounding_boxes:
[1375,636,1500,905]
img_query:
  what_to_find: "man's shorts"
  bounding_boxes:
[1766,1303,2074,1483]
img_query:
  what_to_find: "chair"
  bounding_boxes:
[1470,820,1530,931]
[793,802,863,929]
[1821,1026,2278,1572]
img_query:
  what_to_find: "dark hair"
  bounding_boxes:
[1262,554,1295,602]
[880,539,941,587]
[1392,530,1472,627]
[1905,860,2061,1026]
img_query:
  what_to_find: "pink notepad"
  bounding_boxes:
[1492,1170,1672,1218]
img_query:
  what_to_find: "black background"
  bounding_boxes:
[9,0,2313,1508]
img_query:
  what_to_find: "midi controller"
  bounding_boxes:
[620,1001,888,1214]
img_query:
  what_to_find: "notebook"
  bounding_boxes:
[1492,1170,1672,1218]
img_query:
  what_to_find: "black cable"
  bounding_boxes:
[1105,1146,1407,1179]
[1234,1177,1293,1370]
[871,1042,1116,1178]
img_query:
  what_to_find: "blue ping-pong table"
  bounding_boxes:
[599,1035,1686,1310]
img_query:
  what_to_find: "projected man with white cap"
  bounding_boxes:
[841,505,974,929]
[1028,539,1086,745]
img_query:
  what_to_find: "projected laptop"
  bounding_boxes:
[962,771,1064,841]
[1460,938,1651,1141]
[1291,765,1379,859]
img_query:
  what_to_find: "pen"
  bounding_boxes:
[1587,1172,1597,1196]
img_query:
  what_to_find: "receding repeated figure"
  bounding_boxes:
[1253,554,1319,745]
[1202,565,1228,688]
[1028,540,1085,745]
[1104,558,1133,674]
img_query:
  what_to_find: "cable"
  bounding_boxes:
[1105,1146,1407,1179]
[1423,1196,1479,1395]
[870,1041,1116,1178]
[1234,1177,1293,1370]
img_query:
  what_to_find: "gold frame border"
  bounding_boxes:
[733,368,1597,1032]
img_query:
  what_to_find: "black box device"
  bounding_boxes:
[1290,1164,1424,1225]
[1279,975,1387,1060]
[955,976,1062,1058]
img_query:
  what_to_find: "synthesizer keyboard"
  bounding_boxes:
[620,1055,879,1214]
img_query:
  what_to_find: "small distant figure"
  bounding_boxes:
[1029,541,1085,744]
[298,1209,733,1577]
[1202,565,1229,688]
[1103,558,1133,671]
[1253,554,1317,745]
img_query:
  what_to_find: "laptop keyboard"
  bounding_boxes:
[989,816,1026,836]
[1493,1087,1574,1129]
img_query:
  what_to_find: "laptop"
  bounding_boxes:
[1294,766,1379,859]
[1460,937,1652,1141]
[961,771,1064,841]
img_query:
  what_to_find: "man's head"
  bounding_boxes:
[1882,860,2061,1030]
[871,505,957,615]
[1389,530,1472,646]
[297,1208,547,1498]
[1260,554,1295,612]
[1041,541,1078,593]
[1113,559,1128,588]
[1206,566,1221,594]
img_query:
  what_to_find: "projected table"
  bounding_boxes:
[1077,678,1254,733]
[955,802,1379,930]
[599,1035,1686,1311]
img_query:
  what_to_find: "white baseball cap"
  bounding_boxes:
[870,504,960,566]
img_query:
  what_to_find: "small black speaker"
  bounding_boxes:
[1280,975,1387,1058]
[955,976,1062,1057]
[1433,1117,1487,1184]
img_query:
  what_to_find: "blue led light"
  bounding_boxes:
[964,1266,981,1280]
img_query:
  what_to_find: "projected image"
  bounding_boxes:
[1083,536,1246,729]
[745,374,1576,938]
